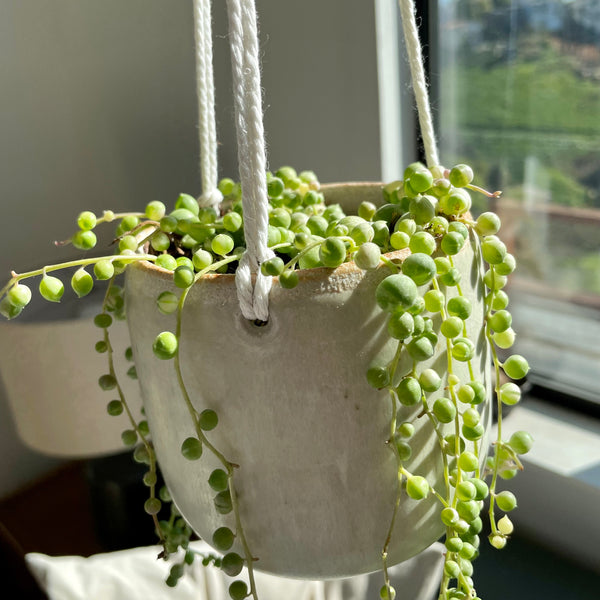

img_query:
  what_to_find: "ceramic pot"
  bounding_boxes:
[0,296,142,457]
[125,183,491,578]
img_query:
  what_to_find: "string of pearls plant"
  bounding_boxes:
[0,162,532,600]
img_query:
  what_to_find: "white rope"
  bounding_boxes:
[226,0,274,322]
[193,0,223,211]
[399,0,440,168]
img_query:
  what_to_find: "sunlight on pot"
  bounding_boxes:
[125,183,492,578]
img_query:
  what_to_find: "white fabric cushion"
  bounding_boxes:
[26,541,444,600]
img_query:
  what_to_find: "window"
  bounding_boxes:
[431,0,600,403]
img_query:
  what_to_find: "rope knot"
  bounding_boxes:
[198,188,224,212]
[235,248,275,323]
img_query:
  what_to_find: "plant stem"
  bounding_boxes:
[100,278,163,543]
[447,255,475,383]
[398,466,446,506]
[117,221,160,244]
[379,255,400,273]
[228,479,259,600]
[466,183,502,199]
[486,330,503,535]
[380,336,408,598]
[423,401,451,498]
[173,287,230,467]
[438,570,450,600]
[283,240,322,270]
[483,264,503,535]
[172,255,260,600]
[96,211,145,225]
[382,461,402,600]
[1,254,157,298]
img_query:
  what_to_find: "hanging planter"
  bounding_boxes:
[0,294,142,458]
[0,1,533,599]
[125,182,492,578]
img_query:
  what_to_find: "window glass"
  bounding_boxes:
[436,0,600,401]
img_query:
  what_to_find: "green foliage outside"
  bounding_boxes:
[439,17,600,296]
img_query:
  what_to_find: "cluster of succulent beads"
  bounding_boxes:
[143,162,532,600]
[350,162,531,600]
[0,162,533,600]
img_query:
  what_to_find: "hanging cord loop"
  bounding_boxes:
[193,0,223,211]
[217,0,436,321]
[399,0,440,168]
[226,0,274,322]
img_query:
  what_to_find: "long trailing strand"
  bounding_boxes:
[226,0,274,322]
[399,0,440,168]
[193,0,223,210]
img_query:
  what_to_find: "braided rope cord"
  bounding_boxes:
[226,0,274,322]
[193,0,223,210]
[399,0,440,167]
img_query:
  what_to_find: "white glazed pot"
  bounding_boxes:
[0,306,142,457]
[125,183,491,579]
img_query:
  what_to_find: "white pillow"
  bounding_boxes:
[26,541,444,600]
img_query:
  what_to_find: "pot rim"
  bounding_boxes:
[133,182,414,286]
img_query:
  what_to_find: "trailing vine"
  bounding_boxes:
[0,163,531,600]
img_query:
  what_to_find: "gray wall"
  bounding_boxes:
[0,0,381,497]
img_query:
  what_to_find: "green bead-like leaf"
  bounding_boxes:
[181,437,202,461]
[39,275,64,302]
